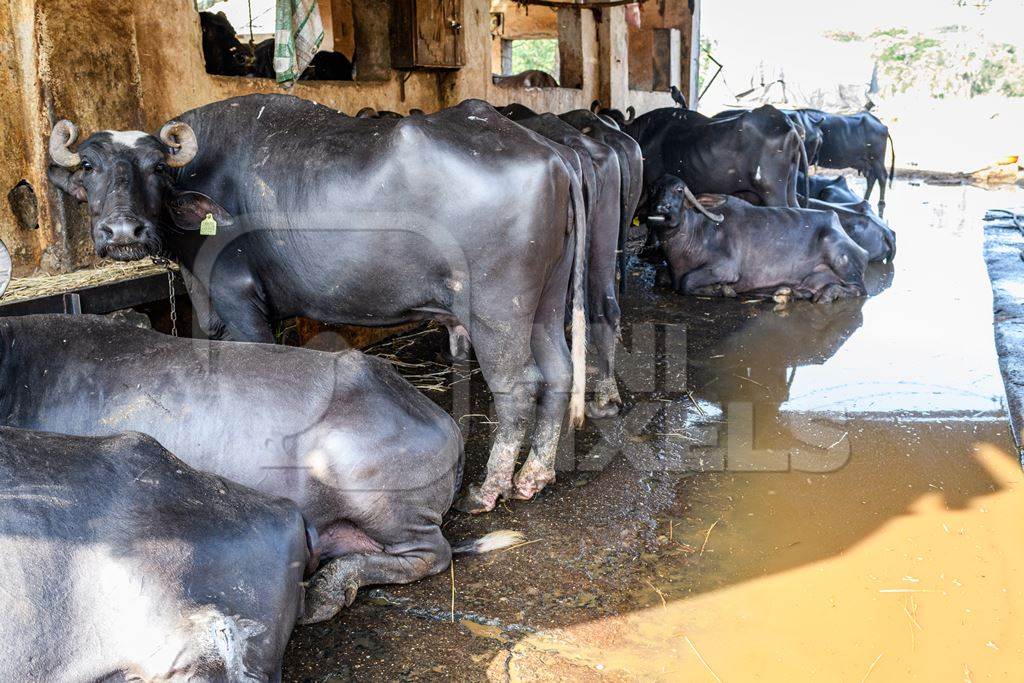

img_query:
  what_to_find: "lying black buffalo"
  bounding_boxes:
[498,110,624,418]
[0,314,520,622]
[46,94,586,516]
[807,198,896,263]
[492,70,559,88]
[801,175,896,262]
[0,426,312,681]
[803,173,866,205]
[647,175,868,303]
[627,104,809,210]
[797,110,894,216]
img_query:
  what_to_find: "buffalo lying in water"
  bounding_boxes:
[0,426,312,681]
[647,175,868,303]
[801,175,896,262]
[46,94,587,514]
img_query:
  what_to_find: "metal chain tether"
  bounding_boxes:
[152,257,178,337]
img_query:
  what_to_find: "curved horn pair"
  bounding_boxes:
[49,120,198,169]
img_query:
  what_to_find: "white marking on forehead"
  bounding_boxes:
[104,130,151,147]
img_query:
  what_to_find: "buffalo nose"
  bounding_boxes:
[99,218,145,242]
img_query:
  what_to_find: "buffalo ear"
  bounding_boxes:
[166,191,234,232]
[697,195,727,210]
[47,165,86,202]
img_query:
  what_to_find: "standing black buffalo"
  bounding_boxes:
[0,426,313,681]
[46,94,587,514]
[781,109,824,167]
[589,99,636,128]
[796,110,894,216]
[498,110,624,418]
[0,314,519,622]
[627,104,809,210]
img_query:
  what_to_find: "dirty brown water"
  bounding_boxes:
[283,180,1024,682]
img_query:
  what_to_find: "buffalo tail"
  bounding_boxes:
[568,157,588,428]
[451,530,526,555]
[887,131,896,189]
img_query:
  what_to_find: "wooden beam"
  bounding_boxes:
[556,7,583,88]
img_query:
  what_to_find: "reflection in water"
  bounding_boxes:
[498,181,1024,680]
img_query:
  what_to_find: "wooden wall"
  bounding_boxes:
[0,0,695,276]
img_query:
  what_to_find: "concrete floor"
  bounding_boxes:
[283,180,1024,682]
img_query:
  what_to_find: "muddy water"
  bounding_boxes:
[283,181,1024,682]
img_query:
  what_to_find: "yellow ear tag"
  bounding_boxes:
[199,213,218,236]
[632,217,640,226]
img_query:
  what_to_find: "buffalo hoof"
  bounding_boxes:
[586,399,620,419]
[772,286,792,305]
[586,377,622,419]
[512,461,555,501]
[299,564,359,625]
[655,268,673,289]
[721,284,737,298]
[454,483,501,514]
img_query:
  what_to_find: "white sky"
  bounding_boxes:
[699,0,1024,108]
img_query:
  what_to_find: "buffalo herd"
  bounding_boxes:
[0,83,896,677]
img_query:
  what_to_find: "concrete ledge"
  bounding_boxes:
[983,213,1024,460]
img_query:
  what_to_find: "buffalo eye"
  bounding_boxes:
[153,162,168,175]
[81,160,93,173]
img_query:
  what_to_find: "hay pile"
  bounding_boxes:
[1,260,175,304]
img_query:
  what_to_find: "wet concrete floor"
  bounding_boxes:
[284,180,1024,681]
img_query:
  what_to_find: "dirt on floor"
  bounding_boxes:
[282,179,1024,682]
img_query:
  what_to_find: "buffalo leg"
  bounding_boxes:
[679,263,738,296]
[873,161,888,218]
[864,173,876,206]
[586,297,622,419]
[300,526,451,624]
[513,316,573,500]
[455,320,539,514]
[586,220,623,419]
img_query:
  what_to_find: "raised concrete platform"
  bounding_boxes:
[983,208,1024,461]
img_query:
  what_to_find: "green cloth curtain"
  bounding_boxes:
[273,0,324,83]
[194,1,323,83]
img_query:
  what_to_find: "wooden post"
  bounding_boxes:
[352,0,391,81]
[684,0,701,106]
[500,38,513,74]
[556,7,582,88]
[597,5,628,109]
[651,28,680,91]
